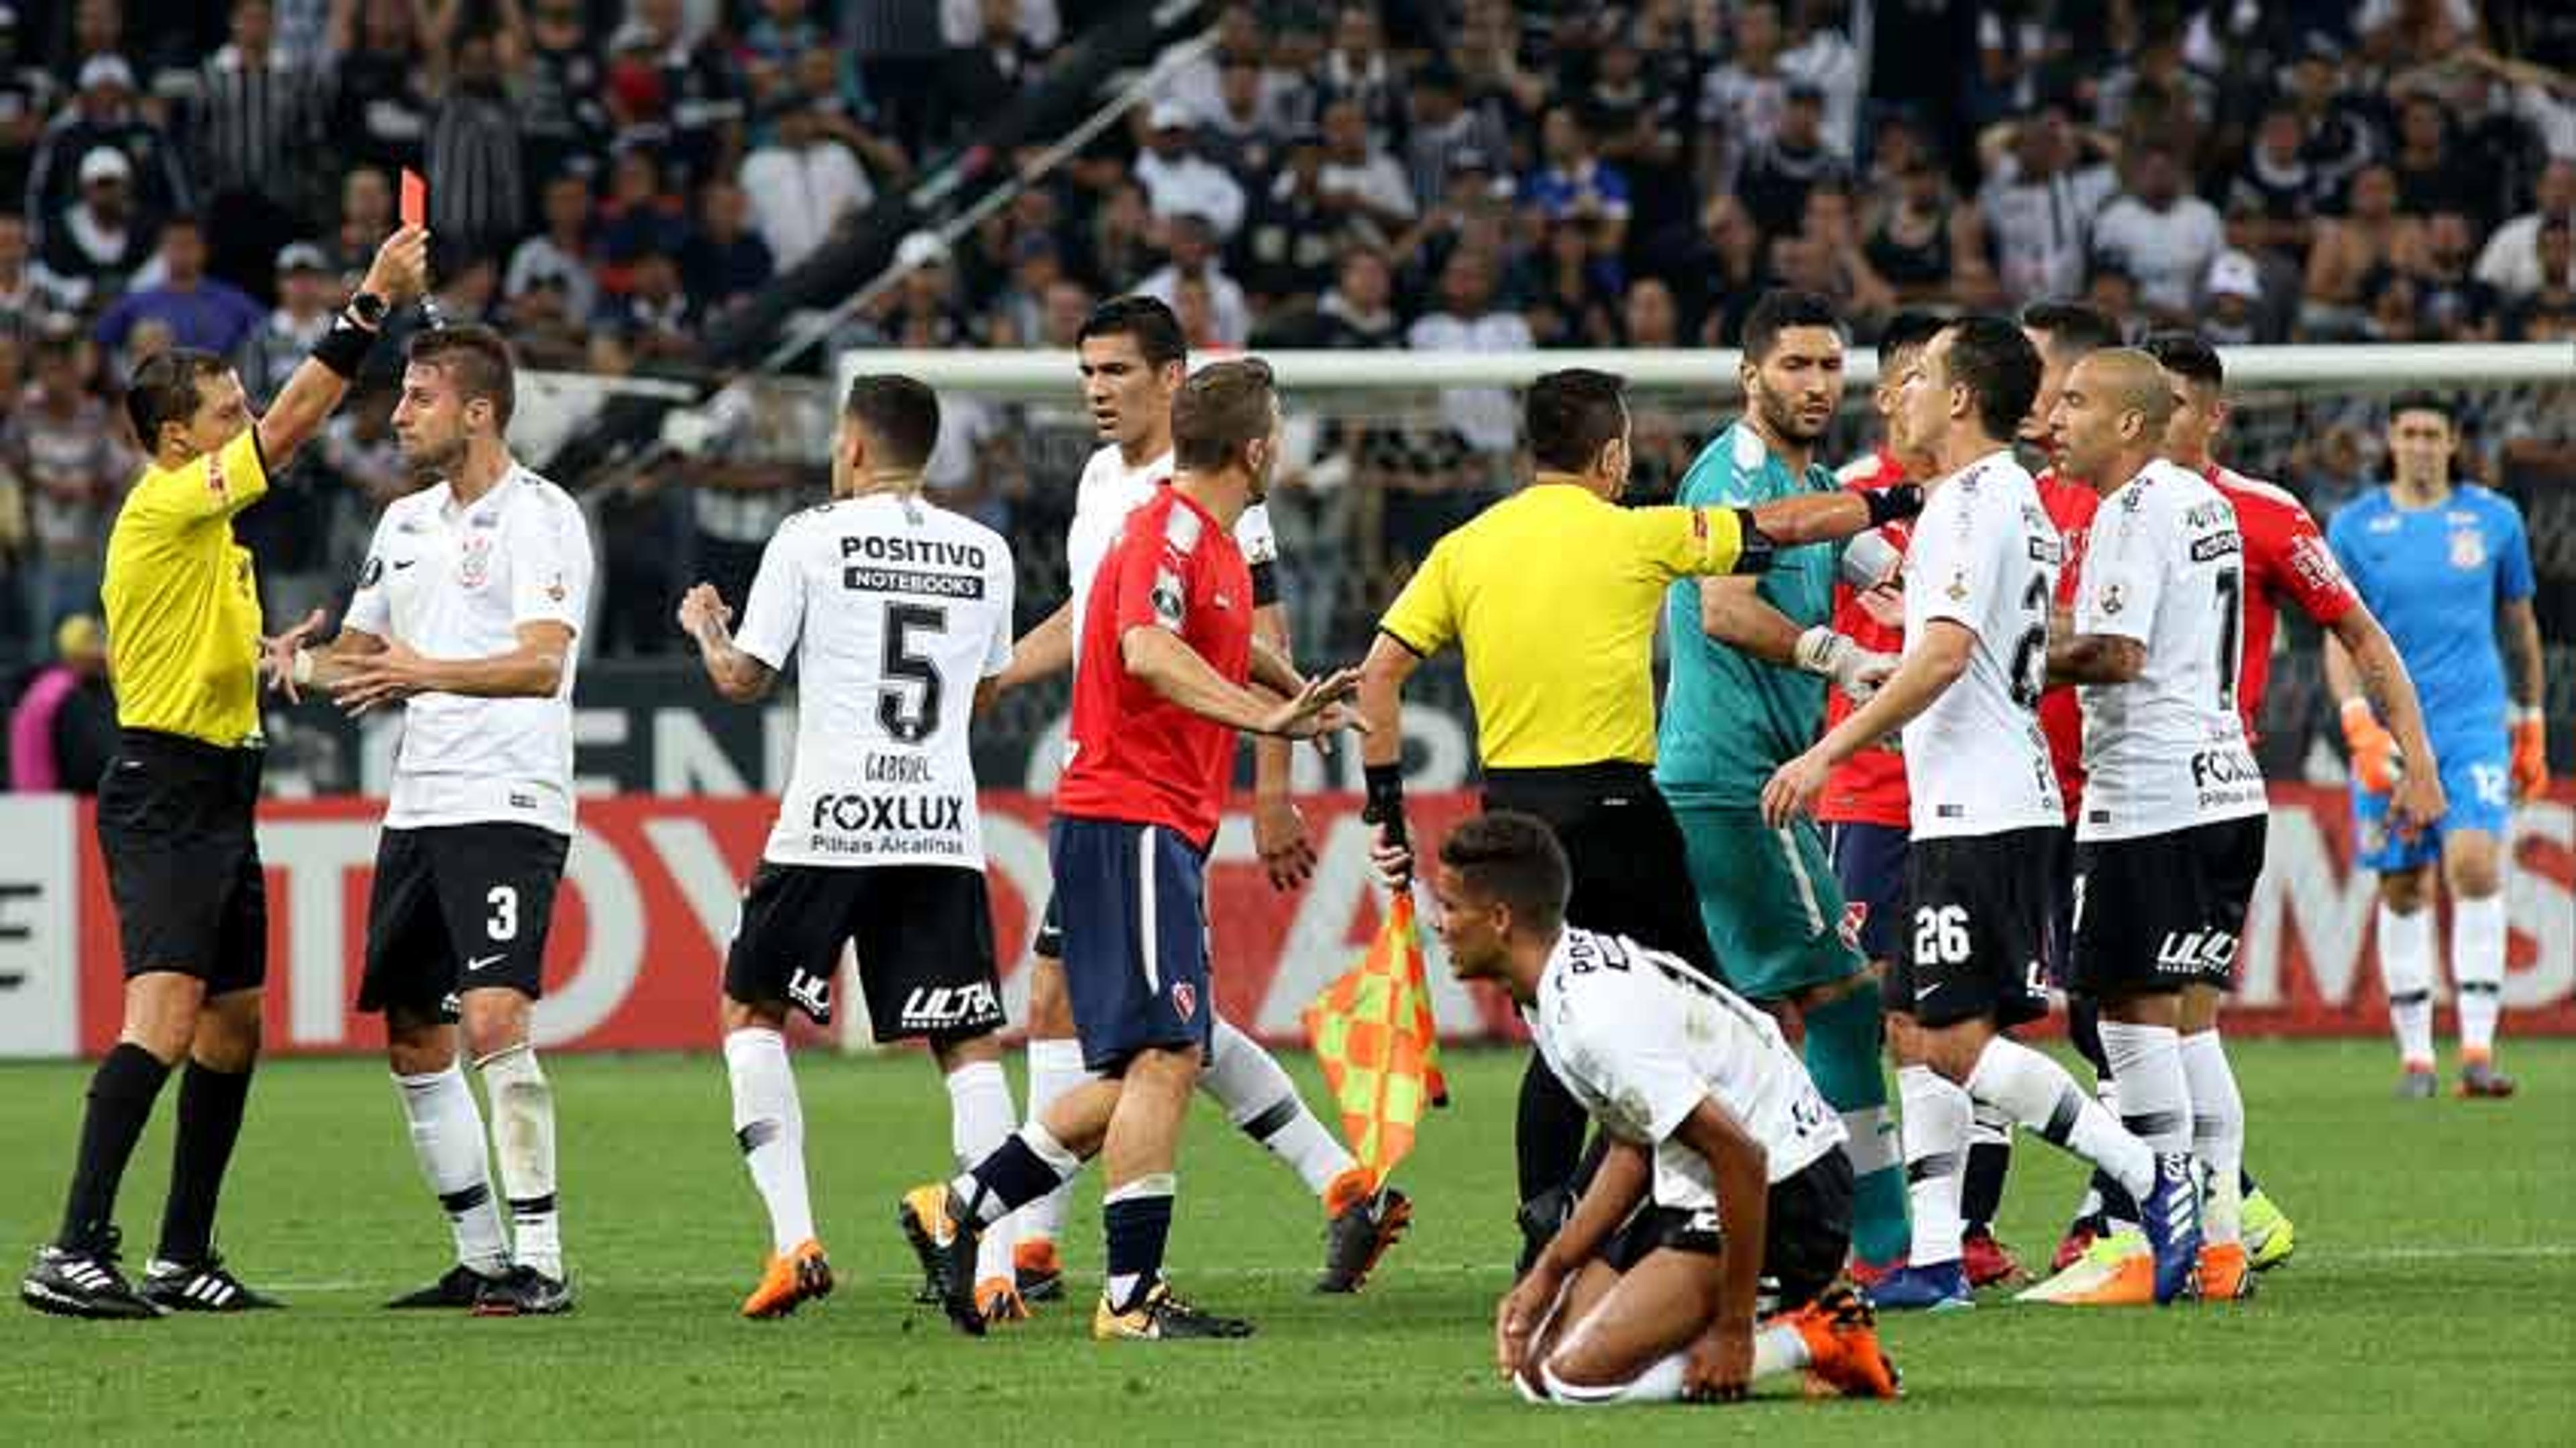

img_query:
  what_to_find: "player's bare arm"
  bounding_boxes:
[268,618,390,703]
[2502,598,2549,798]
[254,225,429,468]
[2045,632,2146,685]
[1699,577,1898,702]
[333,621,576,715]
[2322,606,2446,835]
[1760,619,1975,826]
[987,599,1073,699]
[1356,631,1426,882]
[1497,1139,1650,1380]
[676,581,775,702]
[1119,624,1359,739]
[1671,1098,1770,1402]
[1741,485,1923,552]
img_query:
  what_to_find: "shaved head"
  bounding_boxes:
[2080,349,2180,434]
[2046,348,2181,490]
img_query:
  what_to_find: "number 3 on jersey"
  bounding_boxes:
[879,603,946,745]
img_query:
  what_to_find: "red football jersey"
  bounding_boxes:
[2033,468,2099,822]
[2208,464,2358,741]
[1057,486,1254,849]
[1819,448,1913,827]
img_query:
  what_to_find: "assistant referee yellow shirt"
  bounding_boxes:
[1378,483,1747,768]
[101,429,270,748]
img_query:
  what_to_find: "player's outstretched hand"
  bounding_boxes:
[1260,666,1364,739]
[676,582,733,643]
[1681,1321,1754,1403]
[258,607,329,703]
[363,225,431,306]
[330,639,432,715]
[1855,578,1904,629]
[1760,750,1829,828]
[1254,796,1318,891]
[2390,764,2446,843]
[1493,1264,1558,1384]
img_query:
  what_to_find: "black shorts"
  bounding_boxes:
[724,862,1004,1043]
[1602,1151,1854,1312]
[95,730,266,994]
[1483,764,1719,980]
[359,823,570,1019]
[1891,826,2062,1030]
[2071,815,2269,998]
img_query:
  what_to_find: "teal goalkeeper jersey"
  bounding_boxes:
[1656,422,1843,807]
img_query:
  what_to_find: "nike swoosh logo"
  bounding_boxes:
[465,953,505,973]
[393,560,417,570]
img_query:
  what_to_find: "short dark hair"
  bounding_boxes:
[1076,294,1186,370]
[1741,289,1844,363]
[1878,309,1947,370]
[405,324,517,428]
[2019,299,2121,360]
[2141,330,2223,389]
[123,348,231,450]
[843,373,942,469]
[1171,356,1277,472]
[2386,390,2458,427]
[1525,368,1629,473]
[1438,811,1570,935]
[1940,315,2043,444]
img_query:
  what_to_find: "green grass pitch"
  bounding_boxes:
[1,1040,2569,1443]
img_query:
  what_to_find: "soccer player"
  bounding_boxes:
[676,375,1020,1323]
[17,224,427,1321]
[2137,331,2441,1274]
[903,360,1362,1341]
[983,297,1404,1299]
[1762,316,2202,1308]
[2325,393,2548,1098]
[1438,814,1898,1406]
[1654,289,1908,1278]
[288,325,593,1316]
[2035,349,2271,1304]
[1356,368,1920,1268]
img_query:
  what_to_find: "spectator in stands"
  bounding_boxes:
[235,241,335,405]
[2095,23,2214,148]
[1736,82,1851,244]
[0,11,59,206]
[2304,162,2429,337]
[506,172,600,323]
[596,144,692,293]
[2084,261,2146,340]
[680,178,775,319]
[634,0,747,190]
[1083,178,1155,294]
[939,0,1060,52]
[24,55,188,257]
[1780,0,1863,159]
[1240,127,1341,315]
[1159,3,1269,125]
[1397,246,1527,555]
[331,0,435,174]
[1617,276,1681,348]
[1585,32,1692,244]
[3,330,129,634]
[1521,104,1627,253]
[589,243,695,374]
[2090,140,2226,319]
[1195,55,1287,183]
[193,0,330,285]
[1866,145,2000,309]
[941,0,1048,150]
[1313,244,1401,349]
[1317,4,1400,143]
[1523,220,1620,349]
[1138,212,1249,347]
[2201,249,2270,344]
[1317,95,1416,244]
[2475,156,2575,299]
[1680,193,1772,345]
[1770,181,1892,333]
[981,231,1062,344]
[0,210,77,335]
[2415,210,2503,340]
[313,384,407,578]
[1699,0,1791,197]
[741,0,828,102]
[510,0,610,189]
[95,216,262,359]
[1035,276,1092,347]
[1401,64,1504,216]
[232,240,341,624]
[2282,48,2381,202]
[2388,91,2478,222]
[34,144,149,306]
[7,611,112,794]
[2502,216,2576,340]
[498,258,590,371]
[1134,100,1246,240]
[423,28,529,258]
[324,165,394,290]
[2229,102,2324,264]
[1978,100,2119,305]
[740,89,876,272]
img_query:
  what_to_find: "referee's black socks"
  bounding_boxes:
[57,1043,171,1252]
[158,1062,255,1265]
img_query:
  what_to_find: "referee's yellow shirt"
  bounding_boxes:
[101,429,271,748]
[1378,483,1747,768]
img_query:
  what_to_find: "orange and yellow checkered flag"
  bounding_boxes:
[1301,891,1448,1184]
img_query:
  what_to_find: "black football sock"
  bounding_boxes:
[58,1043,174,1252]
[1102,1178,1175,1314]
[1962,1130,2012,1233]
[157,1062,254,1264]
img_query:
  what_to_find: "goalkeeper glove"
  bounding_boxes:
[1796,626,1898,705]
[2511,705,2548,798]
[2340,699,2402,795]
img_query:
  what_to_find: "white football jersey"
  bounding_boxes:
[1526,928,1844,1208]
[346,466,594,835]
[1062,442,1277,674]
[735,492,1015,868]
[2074,459,2267,840]
[1900,450,2066,840]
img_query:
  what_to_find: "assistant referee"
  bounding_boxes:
[19,224,427,1321]
[1356,368,1918,1263]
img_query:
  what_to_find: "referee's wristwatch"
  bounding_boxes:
[346,291,390,331]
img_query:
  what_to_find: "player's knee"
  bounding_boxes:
[719,994,784,1035]
[1025,960,1074,1037]
[2444,843,2503,898]
[2178,986,2222,1035]
[191,992,263,1072]
[931,1027,1004,1072]
[460,991,532,1062]
[2379,868,2432,913]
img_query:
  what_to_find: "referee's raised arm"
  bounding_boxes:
[254,225,429,467]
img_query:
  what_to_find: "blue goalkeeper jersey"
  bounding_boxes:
[2325,484,2532,745]
[1656,422,1844,808]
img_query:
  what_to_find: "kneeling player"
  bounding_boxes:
[679,375,1022,1321]
[1435,813,1899,1405]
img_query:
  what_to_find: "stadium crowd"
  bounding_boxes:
[0,0,2571,683]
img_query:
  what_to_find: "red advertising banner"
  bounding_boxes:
[23,786,2575,1057]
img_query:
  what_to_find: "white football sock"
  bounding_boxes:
[393,1064,509,1276]
[724,1027,815,1254]
[1536,1325,1810,1406]
[2377,902,2436,1068]
[478,1044,561,1280]
[1202,1014,1360,1198]
[2452,894,2506,1057]
[945,1059,1018,1287]
[2180,1030,2245,1245]
[1019,1037,1094,1246]
[1898,1065,1968,1268]
[2094,1076,2137,1233]
[1966,1036,2154,1203]
[1839,1104,1899,1180]
[2098,1020,2190,1155]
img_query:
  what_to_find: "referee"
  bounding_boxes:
[1356,368,1919,1264]
[19,224,427,1321]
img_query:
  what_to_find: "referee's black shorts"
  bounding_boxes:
[1482,762,1719,980]
[95,729,267,995]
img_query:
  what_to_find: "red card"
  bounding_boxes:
[400,168,426,228]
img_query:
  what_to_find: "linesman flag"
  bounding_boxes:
[1302,891,1448,1183]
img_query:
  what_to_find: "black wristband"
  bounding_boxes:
[1864,482,1925,529]
[1362,762,1405,824]
[313,312,377,379]
[1729,506,1777,575]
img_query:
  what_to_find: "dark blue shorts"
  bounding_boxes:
[1049,817,1214,1074]
[1827,821,1908,964]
